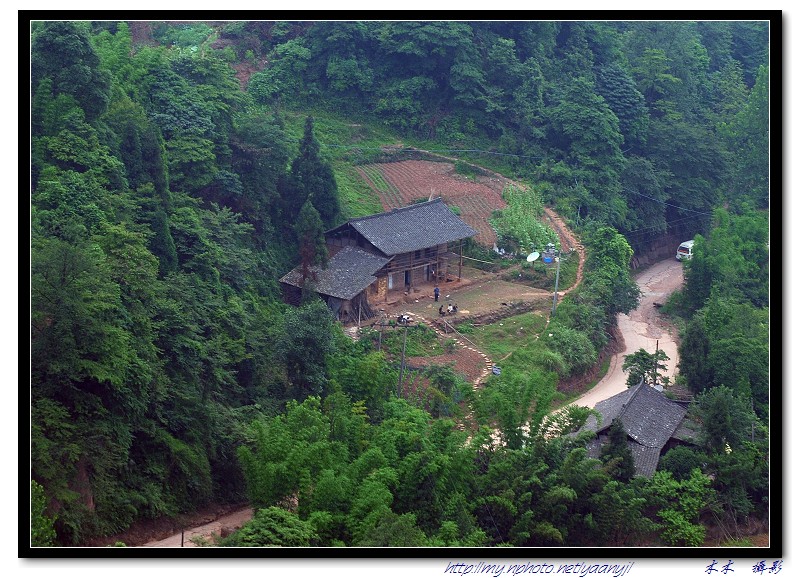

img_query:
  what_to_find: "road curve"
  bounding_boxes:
[144,507,254,547]
[569,258,685,409]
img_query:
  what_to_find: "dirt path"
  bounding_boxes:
[568,258,685,409]
[542,206,585,297]
[143,507,254,547]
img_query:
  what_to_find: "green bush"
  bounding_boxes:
[221,507,317,547]
[31,480,56,547]
[543,323,597,376]
[491,185,558,255]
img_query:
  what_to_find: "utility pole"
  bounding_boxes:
[397,324,408,397]
[653,340,658,386]
[458,240,464,280]
[551,250,562,315]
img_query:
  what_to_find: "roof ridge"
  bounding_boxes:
[347,198,443,224]
[618,381,642,422]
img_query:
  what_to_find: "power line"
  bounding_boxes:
[319,142,548,161]
[623,213,708,237]
[621,187,714,216]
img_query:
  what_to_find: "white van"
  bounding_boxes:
[676,240,694,261]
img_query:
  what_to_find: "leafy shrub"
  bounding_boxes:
[221,507,317,547]
[491,185,558,255]
[543,323,597,376]
[659,446,706,481]
[152,23,214,48]
[31,480,56,547]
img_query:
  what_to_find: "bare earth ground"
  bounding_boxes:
[357,160,510,246]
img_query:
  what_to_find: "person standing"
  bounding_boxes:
[434,285,440,302]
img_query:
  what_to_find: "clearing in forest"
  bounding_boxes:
[356,159,510,246]
[354,158,587,398]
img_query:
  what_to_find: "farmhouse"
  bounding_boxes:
[280,198,477,322]
[578,382,699,477]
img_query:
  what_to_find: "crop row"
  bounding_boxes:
[355,160,517,247]
[356,166,404,209]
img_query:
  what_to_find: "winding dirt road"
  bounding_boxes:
[569,257,685,409]
[144,507,254,547]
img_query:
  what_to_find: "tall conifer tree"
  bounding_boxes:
[286,116,340,227]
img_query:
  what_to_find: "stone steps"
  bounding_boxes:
[401,311,493,388]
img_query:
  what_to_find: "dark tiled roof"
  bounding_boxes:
[589,383,687,448]
[617,384,688,448]
[590,387,638,432]
[584,435,661,477]
[279,246,390,300]
[579,383,689,477]
[672,417,701,443]
[330,199,477,256]
[629,444,662,478]
[585,437,603,460]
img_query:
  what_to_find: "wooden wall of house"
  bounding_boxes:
[326,227,383,257]
[280,283,303,306]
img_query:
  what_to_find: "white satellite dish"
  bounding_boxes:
[526,251,540,262]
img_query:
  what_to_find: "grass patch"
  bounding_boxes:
[468,313,548,357]
[335,164,383,219]
[281,109,401,164]
[359,165,391,192]
[462,312,550,376]
[719,538,754,547]
[279,109,406,220]
[379,324,444,357]
[454,160,481,179]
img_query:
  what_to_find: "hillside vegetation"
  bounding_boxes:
[30,20,770,548]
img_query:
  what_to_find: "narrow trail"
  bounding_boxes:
[403,311,494,389]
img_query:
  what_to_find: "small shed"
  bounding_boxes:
[279,246,390,322]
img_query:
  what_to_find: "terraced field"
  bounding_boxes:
[356,159,510,246]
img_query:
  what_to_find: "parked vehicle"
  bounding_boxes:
[676,240,694,261]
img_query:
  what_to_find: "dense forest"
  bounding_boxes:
[29,20,770,548]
